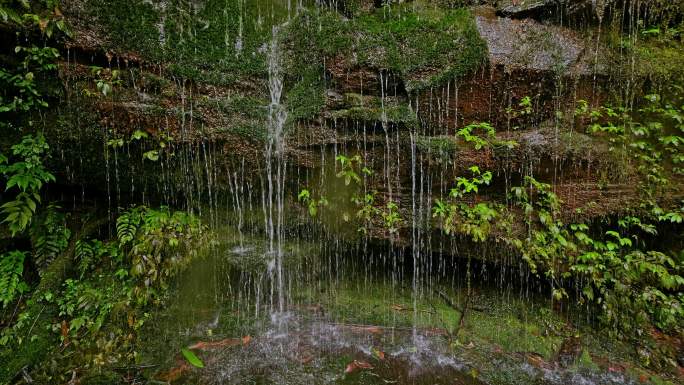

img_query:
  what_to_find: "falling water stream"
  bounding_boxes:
[86,1,675,385]
[265,25,288,315]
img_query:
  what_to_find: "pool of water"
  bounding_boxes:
[138,233,644,385]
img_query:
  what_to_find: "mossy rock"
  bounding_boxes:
[416,135,459,163]
[283,4,487,95]
[329,104,417,126]
[83,0,293,85]
[79,371,122,385]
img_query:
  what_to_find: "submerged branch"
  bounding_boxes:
[433,288,470,338]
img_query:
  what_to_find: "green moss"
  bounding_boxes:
[315,281,561,360]
[218,96,268,120]
[324,92,417,124]
[343,93,378,108]
[283,4,487,95]
[633,42,684,83]
[286,69,326,121]
[222,124,268,143]
[330,104,418,126]
[353,6,487,91]
[463,309,563,360]
[315,281,458,328]
[87,0,295,84]
[80,371,122,385]
[576,349,600,371]
[0,327,57,383]
[416,135,458,163]
[603,29,684,88]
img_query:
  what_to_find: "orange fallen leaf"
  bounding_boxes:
[298,354,314,364]
[188,338,242,350]
[158,361,190,382]
[425,328,449,337]
[242,335,252,345]
[371,347,385,360]
[60,320,69,339]
[349,325,383,334]
[525,353,549,369]
[345,360,374,374]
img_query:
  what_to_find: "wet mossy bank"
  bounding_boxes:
[134,234,682,385]
[41,0,684,224]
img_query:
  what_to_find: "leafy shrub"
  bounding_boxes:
[41,206,209,369]
[0,134,55,236]
[433,166,501,242]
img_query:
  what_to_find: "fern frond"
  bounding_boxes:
[29,204,70,270]
[116,209,142,245]
[75,240,94,261]
[0,251,28,308]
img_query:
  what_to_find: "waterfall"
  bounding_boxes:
[265,26,288,314]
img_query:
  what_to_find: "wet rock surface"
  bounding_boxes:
[496,0,606,20]
[45,0,680,254]
[475,10,599,75]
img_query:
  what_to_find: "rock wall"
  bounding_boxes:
[36,0,684,243]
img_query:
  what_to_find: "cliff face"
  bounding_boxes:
[37,0,683,243]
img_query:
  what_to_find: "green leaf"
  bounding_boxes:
[131,130,149,141]
[181,348,205,368]
[297,189,310,202]
[143,150,159,161]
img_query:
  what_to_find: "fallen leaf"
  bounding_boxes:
[345,360,374,374]
[525,352,550,369]
[349,325,383,334]
[188,338,242,350]
[298,354,314,364]
[242,335,252,345]
[425,328,449,336]
[371,347,385,360]
[391,304,408,311]
[305,304,324,313]
[158,361,189,382]
[181,348,204,368]
[60,320,69,340]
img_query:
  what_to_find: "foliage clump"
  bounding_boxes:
[1,206,209,382]
[427,91,684,370]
